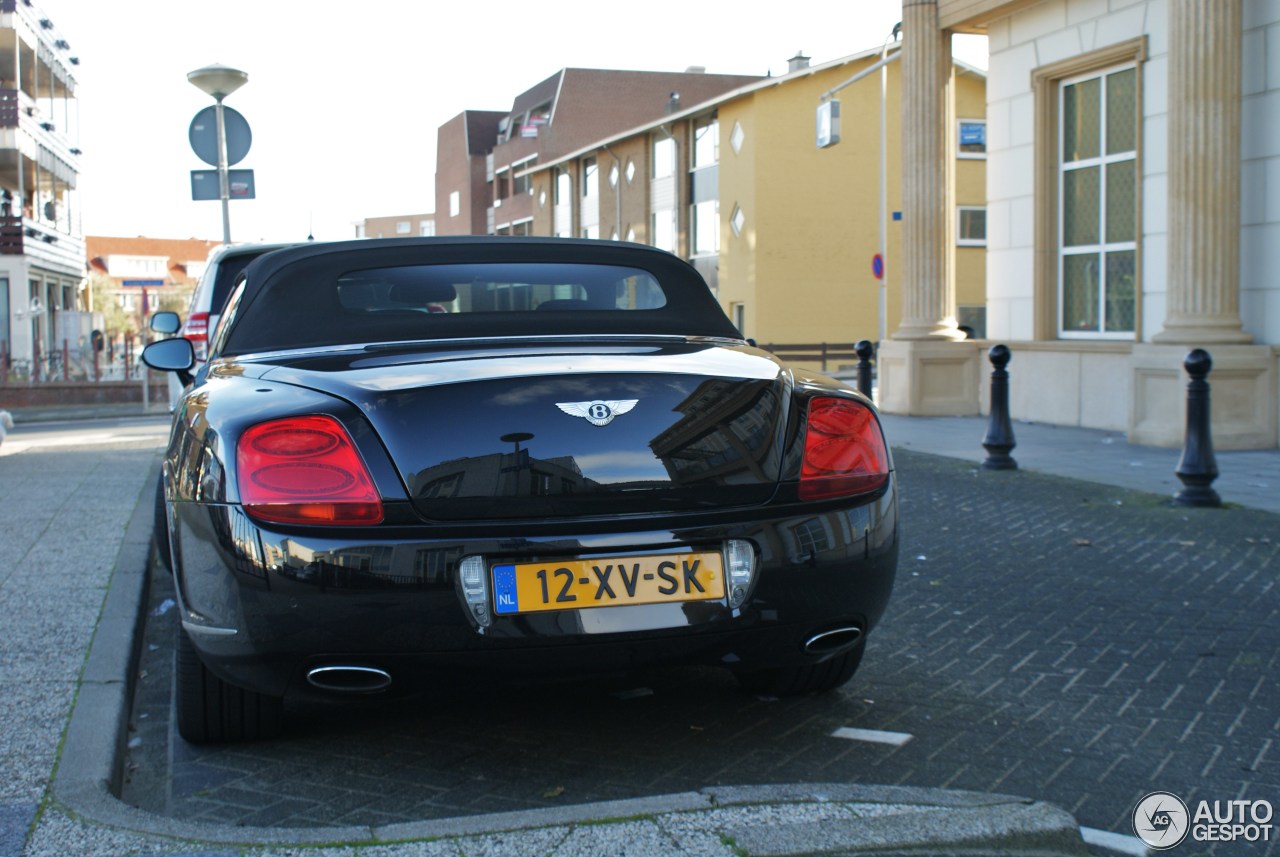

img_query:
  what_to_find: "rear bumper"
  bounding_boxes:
[169,480,898,697]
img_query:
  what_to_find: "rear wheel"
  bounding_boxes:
[736,640,865,696]
[175,627,283,743]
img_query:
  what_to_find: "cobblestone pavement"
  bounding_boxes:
[121,450,1280,851]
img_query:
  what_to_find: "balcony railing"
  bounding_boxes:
[0,89,17,127]
[0,213,66,255]
[0,213,21,253]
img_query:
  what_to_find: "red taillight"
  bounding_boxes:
[183,312,210,361]
[799,397,890,500]
[236,416,384,525]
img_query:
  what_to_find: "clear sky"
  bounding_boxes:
[48,0,986,244]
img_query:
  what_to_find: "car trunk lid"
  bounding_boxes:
[261,340,790,521]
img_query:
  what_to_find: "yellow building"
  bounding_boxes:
[525,49,986,364]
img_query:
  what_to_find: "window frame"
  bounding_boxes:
[652,135,675,179]
[1031,37,1146,341]
[956,206,987,247]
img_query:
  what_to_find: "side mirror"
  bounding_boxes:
[150,311,182,335]
[142,337,195,387]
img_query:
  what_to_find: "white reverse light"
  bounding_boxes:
[458,556,491,628]
[725,539,756,609]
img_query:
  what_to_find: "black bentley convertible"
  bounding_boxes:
[144,237,898,743]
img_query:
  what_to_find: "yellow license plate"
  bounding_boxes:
[491,552,725,615]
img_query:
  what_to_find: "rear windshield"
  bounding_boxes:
[222,260,733,355]
[335,263,667,314]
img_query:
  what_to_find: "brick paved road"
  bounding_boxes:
[121,450,1280,851]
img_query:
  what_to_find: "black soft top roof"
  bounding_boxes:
[221,237,743,355]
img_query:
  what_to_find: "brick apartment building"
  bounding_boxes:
[435,68,762,239]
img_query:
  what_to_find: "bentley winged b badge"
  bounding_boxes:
[556,399,639,427]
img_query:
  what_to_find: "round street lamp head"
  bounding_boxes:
[187,63,248,100]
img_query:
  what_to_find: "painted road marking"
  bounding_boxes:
[1079,826,1148,856]
[830,727,913,747]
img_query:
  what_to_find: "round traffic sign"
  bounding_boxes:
[872,253,885,280]
[189,105,252,167]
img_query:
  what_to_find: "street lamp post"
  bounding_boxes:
[187,63,248,244]
[816,25,902,350]
[878,24,901,348]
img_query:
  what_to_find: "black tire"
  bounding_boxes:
[736,640,865,696]
[175,627,284,743]
[153,475,172,573]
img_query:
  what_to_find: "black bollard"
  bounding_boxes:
[855,340,875,399]
[982,344,1017,470]
[1173,348,1221,507]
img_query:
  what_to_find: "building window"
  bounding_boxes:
[449,191,460,218]
[693,118,718,169]
[690,117,720,257]
[1058,65,1137,337]
[731,302,745,336]
[730,205,745,237]
[1032,37,1145,341]
[396,221,411,235]
[582,157,598,199]
[0,277,9,359]
[692,200,718,256]
[419,220,435,237]
[652,135,675,179]
[958,119,986,158]
[651,210,675,252]
[553,169,574,238]
[957,207,986,246]
[513,156,536,195]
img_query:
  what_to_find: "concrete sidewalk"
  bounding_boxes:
[11,409,1270,855]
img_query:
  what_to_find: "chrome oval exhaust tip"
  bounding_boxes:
[306,665,392,693]
[803,625,863,655]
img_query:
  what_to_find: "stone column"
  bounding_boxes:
[1152,0,1248,345]
[878,0,978,416]
[894,0,963,341]
[1132,0,1275,449]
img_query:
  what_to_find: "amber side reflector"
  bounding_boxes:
[236,415,383,525]
[798,397,890,500]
